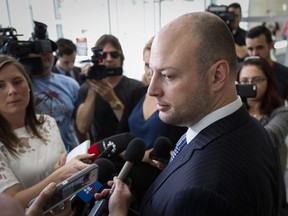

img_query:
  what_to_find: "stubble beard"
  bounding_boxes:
[159,77,211,127]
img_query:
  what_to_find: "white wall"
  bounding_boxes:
[0,0,208,81]
[1,0,287,80]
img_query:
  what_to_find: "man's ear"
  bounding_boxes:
[268,41,275,50]
[210,60,230,91]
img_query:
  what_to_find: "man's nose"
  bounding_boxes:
[251,49,258,56]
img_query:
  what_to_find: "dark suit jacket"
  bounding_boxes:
[53,65,84,86]
[140,106,281,216]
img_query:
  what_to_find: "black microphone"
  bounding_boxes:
[88,138,146,216]
[88,133,136,162]
[116,138,146,184]
[149,137,173,164]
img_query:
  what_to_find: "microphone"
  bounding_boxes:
[76,158,115,203]
[88,133,136,162]
[88,138,146,216]
[116,138,146,185]
[149,137,173,164]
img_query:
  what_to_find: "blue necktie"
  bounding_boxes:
[170,133,187,162]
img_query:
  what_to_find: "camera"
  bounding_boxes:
[80,46,123,80]
[0,27,20,46]
[236,83,257,98]
[0,21,57,75]
[2,39,55,58]
[207,5,235,24]
[0,21,56,58]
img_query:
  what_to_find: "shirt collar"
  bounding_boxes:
[186,96,242,143]
[55,65,66,75]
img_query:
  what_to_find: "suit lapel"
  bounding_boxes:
[141,105,250,207]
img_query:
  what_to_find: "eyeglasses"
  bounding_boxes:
[239,77,267,85]
[101,51,121,59]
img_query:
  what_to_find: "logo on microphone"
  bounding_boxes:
[77,181,103,203]
[102,141,116,156]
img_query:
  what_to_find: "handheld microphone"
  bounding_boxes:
[88,133,136,162]
[76,158,115,203]
[115,138,146,185]
[149,136,173,164]
[88,138,146,216]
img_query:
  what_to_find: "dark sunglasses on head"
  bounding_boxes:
[101,51,121,59]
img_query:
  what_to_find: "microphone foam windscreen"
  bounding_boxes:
[95,158,115,182]
[124,138,146,164]
[149,137,173,163]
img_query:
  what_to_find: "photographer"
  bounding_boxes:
[227,3,248,62]
[207,3,247,63]
[76,34,144,142]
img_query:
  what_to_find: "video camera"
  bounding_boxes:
[0,27,20,46]
[0,21,55,58]
[0,21,57,75]
[80,46,123,80]
[206,5,235,24]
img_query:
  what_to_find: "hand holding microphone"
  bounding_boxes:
[148,137,173,170]
[149,137,173,164]
[89,138,146,216]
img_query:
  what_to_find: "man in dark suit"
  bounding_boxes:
[53,37,84,85]
[91,12,282,215]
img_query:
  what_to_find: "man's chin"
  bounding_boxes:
[159,112,188,127]
[159,113,174,125]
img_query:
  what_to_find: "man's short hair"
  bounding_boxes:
[228,2,242,13]
[56,38,77,57]
[95,34,125,65]
[246,25,273,44]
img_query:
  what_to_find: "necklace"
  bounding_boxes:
[250,113,264,120]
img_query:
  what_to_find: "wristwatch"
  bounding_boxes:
[111,100,122,110]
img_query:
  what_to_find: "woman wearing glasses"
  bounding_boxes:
[237,56,288,176]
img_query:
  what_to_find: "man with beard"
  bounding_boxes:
[76,34,144,142]
[95,12,282,216]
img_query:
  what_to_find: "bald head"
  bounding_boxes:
[153,12,237,77]
[148,12,238,126]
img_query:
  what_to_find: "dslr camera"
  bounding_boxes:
[206,5,235,24]
[80,46,123,80]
